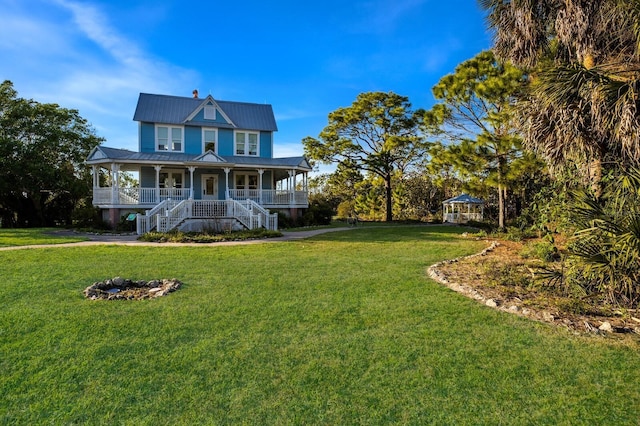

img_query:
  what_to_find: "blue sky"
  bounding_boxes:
[0,0,491,160]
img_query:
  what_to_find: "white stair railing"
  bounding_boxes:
[157,200,191,232]
[245,200,278,230]
[136,199,277,235]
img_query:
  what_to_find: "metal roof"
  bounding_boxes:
[133,93,278,131]
[442,194,485,204]
[86,146,312,171]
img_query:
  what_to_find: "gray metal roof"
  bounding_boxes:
[133,93,278,131]
[442,194,485,204]
[87,146,311,170]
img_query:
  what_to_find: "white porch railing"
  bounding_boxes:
[94,187,306,207]
[93,187,191,205]
[443,212,483,224]
[137,200,278,234]
[228,189,308,206]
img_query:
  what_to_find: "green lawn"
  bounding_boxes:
[0,228,87,247]
[1,226,639,424]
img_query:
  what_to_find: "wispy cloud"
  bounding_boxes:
[355,0,428,34]
[0,0,197,148]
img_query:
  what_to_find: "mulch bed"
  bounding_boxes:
[429,239,640,339]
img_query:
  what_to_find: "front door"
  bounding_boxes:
[202,174,218,200]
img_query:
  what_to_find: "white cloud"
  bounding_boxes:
[355,0,428,34]
[0,0,197,149]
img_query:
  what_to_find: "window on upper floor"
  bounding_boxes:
[203,129,217,153]
[204,105,216,120]
[156,126,183,152]
[235,131,258,156]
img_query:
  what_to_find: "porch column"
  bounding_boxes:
[188,167,196,200]
[288,170,295,205]
[257,169,264,204]
[111,163,121,204]
[154,165,162,203]
[223,168,231,199]
[92,165,99,188]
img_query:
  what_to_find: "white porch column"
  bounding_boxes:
[188,167,196,200]
[111,163,121,204]
[223,168,231,199]
[288,170,295,205]
[154,165,162,203]
[257,169,264,204]
[92,165,99,188]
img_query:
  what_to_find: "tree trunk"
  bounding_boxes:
[498,183,505,229]
[589,157,603,198]
[385,175,393,222]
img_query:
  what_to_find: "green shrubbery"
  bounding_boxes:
[139,228,282,243]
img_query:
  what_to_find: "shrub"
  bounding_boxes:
[562,169,640,307]
[520,241,559,262]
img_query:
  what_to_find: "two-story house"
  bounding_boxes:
[86,91,311,233]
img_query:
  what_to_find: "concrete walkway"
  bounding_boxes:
[0,227,356,251]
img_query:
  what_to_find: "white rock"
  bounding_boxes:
[599,321,613,332]
[486,299,498,308]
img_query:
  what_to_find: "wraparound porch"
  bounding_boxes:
[91,187,309,209]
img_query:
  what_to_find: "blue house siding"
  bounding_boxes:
[140,166,156,188]
[260,132,272,158]
[140,123,155,152]
[217,129,235,156]
[185,126,201,154]
[262,170,272,189]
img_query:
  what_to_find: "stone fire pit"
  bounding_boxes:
[84,277,182,300]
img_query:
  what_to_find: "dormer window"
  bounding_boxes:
[235,131,259,156]
[204,105,216,120]
[156,125,183,152]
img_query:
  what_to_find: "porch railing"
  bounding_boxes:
[137,199,278,234]
[228,189,308,206]
[93,187,191,205]
[443,212,483,224]
[94,187,306,207]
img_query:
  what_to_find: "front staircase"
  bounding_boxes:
[136,199,278,234]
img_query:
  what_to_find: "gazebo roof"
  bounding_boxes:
[442,194,484,205]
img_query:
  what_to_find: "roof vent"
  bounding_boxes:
[192,89,199,99]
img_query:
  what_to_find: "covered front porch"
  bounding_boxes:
[88,153,310,210]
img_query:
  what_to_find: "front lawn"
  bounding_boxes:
[1,226,638,424]
[0,228,87,247]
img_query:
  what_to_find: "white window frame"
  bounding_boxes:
[159,169,185,189]
[234,131,259,156]
[155,125,184,152]
[202,128,218,154]
[234,172,259,190]
[204,105,216,120]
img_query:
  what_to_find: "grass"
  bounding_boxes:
[0,228,87,247]
[1,226,639,424]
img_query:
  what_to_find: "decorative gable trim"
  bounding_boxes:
[193,150,228,163]
[184,95,236,127]
[87,146,107,161]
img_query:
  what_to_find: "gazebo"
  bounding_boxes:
[442,194,484,224]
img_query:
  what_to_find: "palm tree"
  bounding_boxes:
[479,0,640,194]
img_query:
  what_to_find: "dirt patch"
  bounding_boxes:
[429,239,640,338]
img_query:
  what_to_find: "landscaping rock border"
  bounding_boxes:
[84,277,182,300]
[428,241,640,335]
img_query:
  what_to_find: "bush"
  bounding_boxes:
[520,241,559,262]
[303,201,334,226]
[139,228,282,243]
